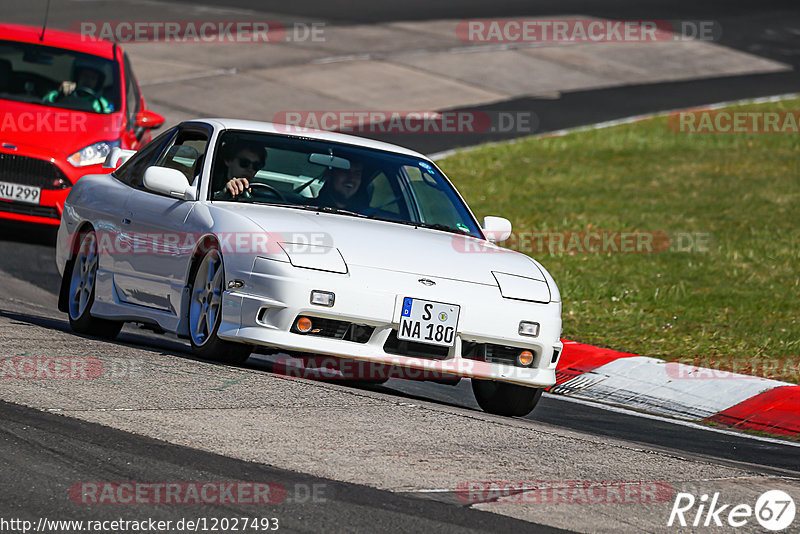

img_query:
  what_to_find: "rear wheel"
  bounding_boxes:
[472,379,542,417]
[189,248,251,364]
[67,231,123,339]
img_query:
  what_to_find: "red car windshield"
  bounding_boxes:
[0,40,121,114]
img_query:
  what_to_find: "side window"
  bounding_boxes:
[122,54,141,129]
[113,127,177,188]
[154,127,210,184]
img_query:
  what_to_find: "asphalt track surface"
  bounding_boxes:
[2,0,800,530]
[1,400,568,533]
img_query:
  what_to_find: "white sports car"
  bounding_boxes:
[56,119,562,416]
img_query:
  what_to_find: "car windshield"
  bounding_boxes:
[209,131,483,238]
[0,40,121,114]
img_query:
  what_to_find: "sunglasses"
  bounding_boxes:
[237,157,261,170]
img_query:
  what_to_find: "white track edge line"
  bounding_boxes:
[428,92,800,160]
[545,393,800,448]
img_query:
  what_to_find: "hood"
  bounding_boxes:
[217,203,546,286]
[0,99,124,158]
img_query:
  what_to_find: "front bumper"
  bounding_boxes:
[0,187,68,225]
[0,148,108,225]
[218,259,562,387]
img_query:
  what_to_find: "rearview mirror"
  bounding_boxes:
[482,216,512,242]
[143,166,195,200]
[103,147,136,169]
[309,153,350,169]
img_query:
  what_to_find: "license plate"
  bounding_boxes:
[0,181,41,205]
[398,297,460,347]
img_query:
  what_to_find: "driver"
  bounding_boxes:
[212,140,266,199]
[42,62,113,114]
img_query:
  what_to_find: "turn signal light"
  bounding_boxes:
[296,316,313,333]
[518,350,534,366]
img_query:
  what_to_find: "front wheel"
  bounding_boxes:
[188,248,251,364]
[67,231,123,339]
[472,379,542,417]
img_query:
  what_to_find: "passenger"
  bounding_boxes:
[315,160,370,212]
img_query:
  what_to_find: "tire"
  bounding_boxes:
[188,247,251,364]
[67,231,123,339]
[471,379,542,417]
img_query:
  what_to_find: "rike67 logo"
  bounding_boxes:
[668,490,796,531]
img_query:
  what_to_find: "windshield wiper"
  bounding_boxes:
[242,201,466,231]
[315,206,368,218]
[416,222,468,235]
[279,204,368,218]
[373,218,468,235]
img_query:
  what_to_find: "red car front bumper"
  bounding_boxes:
[0,149,109,226]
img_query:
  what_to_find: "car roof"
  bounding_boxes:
[0,23,116,59]
[197,118,429,159]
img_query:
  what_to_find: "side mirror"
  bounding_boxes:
[103,147,137,169]
[135,109,165,130]
[482,216,512,242]
[143,166,196,200]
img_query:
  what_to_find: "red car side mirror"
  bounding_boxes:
[135,109,165,129]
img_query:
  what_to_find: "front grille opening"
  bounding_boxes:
[383,330,449,360]
[461,341,485,361]
[461,341,537,368]
[551,348,561,364]
[290,316,374,343]
[0,200,60,219]
[0,153,71,189]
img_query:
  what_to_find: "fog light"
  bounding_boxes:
[518,321,540,337]
[310,290,335,307]
[518,350,535,366]
[296,317,313,333]
[518,350,534,367]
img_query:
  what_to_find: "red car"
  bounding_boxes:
[0,23,164,225]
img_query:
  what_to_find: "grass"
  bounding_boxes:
[438,98,800,383]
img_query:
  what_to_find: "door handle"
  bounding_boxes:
[122,217,131,225]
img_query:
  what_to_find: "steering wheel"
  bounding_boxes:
[50,86,104,110]
[243,182,285,202]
